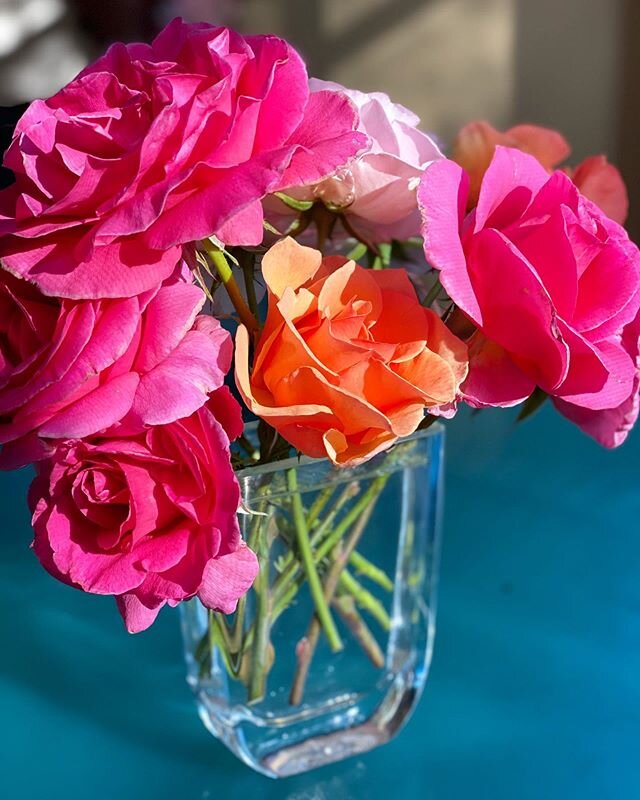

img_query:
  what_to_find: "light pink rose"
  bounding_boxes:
[0,19,366,299]
[272,79,442,244]
[0,267,231,466]
[29,391,257,632]
[418,147,640,446]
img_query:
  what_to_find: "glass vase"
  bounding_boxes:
[180,424,444,778]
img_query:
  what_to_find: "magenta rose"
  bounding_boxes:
[418,146,640,446]
[0,19,366,299]
[0,267,231,466]
[29,390,258,632]
[553,309,640,447]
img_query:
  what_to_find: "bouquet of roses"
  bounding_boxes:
[1,19,638,710]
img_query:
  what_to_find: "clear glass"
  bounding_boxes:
[180,424,444,778]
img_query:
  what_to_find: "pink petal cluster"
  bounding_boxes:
[29,391,257,632]
[419,146,640,446]
[271,80,442,243]
[0,19,366,299]
[0,269,231,467]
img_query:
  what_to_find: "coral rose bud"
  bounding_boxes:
[452,119,628,223]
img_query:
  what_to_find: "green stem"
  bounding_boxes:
[307,486,335,529]
[287,468,343,653]
[239,250,260,322]
[275,482,357,582]
[203,242,259,334]
[312,204,336,250]
[372,242,392,270]
[248,518,272,702]
[195,499,268,685]
[378,242,392,267]
[346,241,368,262]
[237,434,259,461]
[422,275,442,307]
[271,476,386,612]
[349,551,394,592]
[313,477,387,565]
[209,611,238,678]
[229,594,247,654]
[198,476,389,685]
[229,503,264,655]
[290,490,380,704]
[332,595,385,668]
[338,570,391,631]
[197,627,212,680]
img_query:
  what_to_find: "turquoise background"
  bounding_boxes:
[1,405,639,799]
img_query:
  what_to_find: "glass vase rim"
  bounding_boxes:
[235,421,444,481]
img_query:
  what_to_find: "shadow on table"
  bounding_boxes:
[0,466,232,767]
[2,407,640,800]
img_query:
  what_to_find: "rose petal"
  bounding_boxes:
[198,543,259,614]
[116,593,164,634]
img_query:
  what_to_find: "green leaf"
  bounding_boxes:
[262,220,282,236]
[378,242,392,267]
[422,275,441,307]
[346,241,368,262]
[418,414,440,431]
[274,192,314,212]
[192,263,215,303]
[257,420,291,464]
[517,387,548,422]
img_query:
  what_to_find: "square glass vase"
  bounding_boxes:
[180,424,444,778]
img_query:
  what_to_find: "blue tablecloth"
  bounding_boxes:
[2,405,639,799]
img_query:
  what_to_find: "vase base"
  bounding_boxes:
[261,720,391,778]
[196,667,423,778]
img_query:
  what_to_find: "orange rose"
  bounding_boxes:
[235,238,468,466]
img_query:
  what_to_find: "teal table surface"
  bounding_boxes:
[1,406,639,800]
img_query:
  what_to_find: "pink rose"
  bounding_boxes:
[0,267,231,466]
[0,19,366,299]
[553,310,640,447]
[272,80,442,244]
[29,391,258,632]
[418,147,640,445]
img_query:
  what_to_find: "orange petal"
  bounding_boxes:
[453,120,570,208]
[261,237,323,298]
[423,307,469,386]
[507,124,570,170]
[323,427,397,467]
[317,260,382,319]
[452,121,503,207]
[234,324,333,424]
